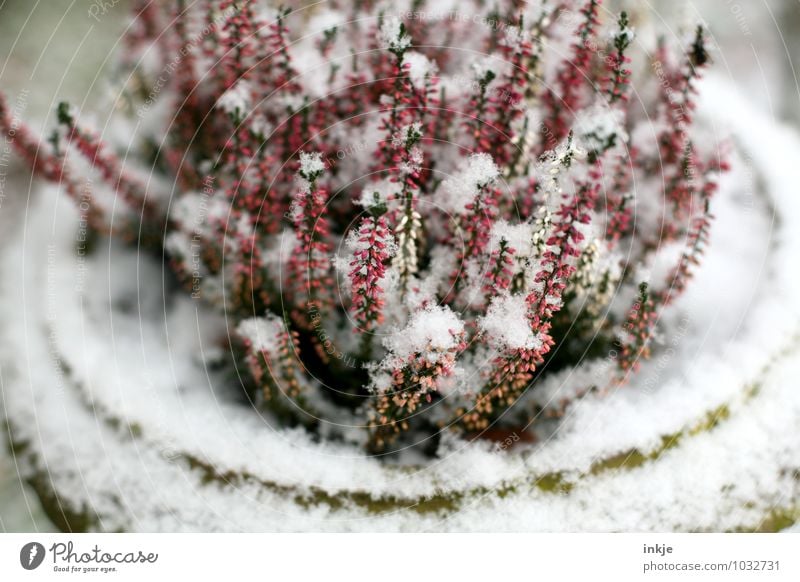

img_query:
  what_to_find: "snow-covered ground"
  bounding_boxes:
[0,0,128,531]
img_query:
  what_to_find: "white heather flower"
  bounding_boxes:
[392,208,422,278]
[536,136,586,198]
[573,239,601,292]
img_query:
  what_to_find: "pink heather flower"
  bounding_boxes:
[0,94,107,235]
[464,64,497,155]
[617,282,657,373]
[56,103,153,218]
[653,26,713,217]
[483,238,516,306]
[603,11,634,104]
[2,1,730,454]
[348,215,396,334]
[236,315,315,426]
[465,170,601,431]
[370,306,466,451]
[487,19,534,166]
[604,152,636,245]
[218,0,257,88]
[289,153,334,313]
[541,0,602,146]
[440,153,502,299]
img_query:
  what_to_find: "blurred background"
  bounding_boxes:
[0,0,798,531]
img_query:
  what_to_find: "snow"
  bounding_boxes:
[378,16,411,53]
[345,220,396,256]
[383,304,464,363]
[249,113,271,138]
[236,316,284,354]
[611,24,635,46]
[471,57,498,84]
[404,51,438,90]
[299,151,326,179]
[480,293,542,350]
[573,103,627,152]
[439,153,500,213]
[169,191,213,230]
[501,26,530,51]
[392,122,423,149]
[400,145,424,175]
[355,178,401,209]
[490,219,535,257]
[216,80,252,116]
[464,152,500,187]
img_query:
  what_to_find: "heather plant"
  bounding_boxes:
[0,0,727,455]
